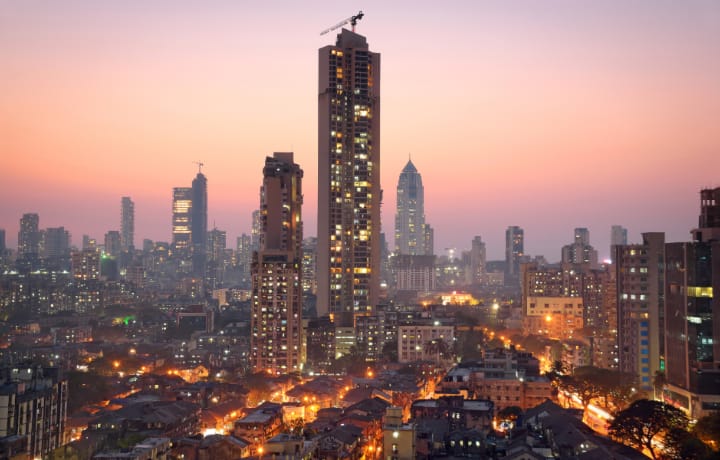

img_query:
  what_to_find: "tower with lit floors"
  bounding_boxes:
[317,28,381,335]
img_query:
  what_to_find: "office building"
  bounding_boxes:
[615,232,665,389]
[317,29,381,325]
[664,187,720,417]
[395,159,430,256]
[172,187,193,251]
[250,153,304,375]
[121,196,135,252]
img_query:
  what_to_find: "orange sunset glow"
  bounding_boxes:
[2,1,719,259]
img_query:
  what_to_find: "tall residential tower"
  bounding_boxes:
[191,169,208,276]
[664,187,720,417]
[251,153,304,375]
[121,196,135,252]
[317,29,381,325]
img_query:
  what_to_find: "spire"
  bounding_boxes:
[402,157,417,173]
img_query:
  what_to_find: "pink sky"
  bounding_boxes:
[2,1,719,260]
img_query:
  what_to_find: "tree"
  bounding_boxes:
[562,366,605,409]
[380,339,398,363]
[662,427,714,460]
[609,399,688,460]
[424,339,450,364]
[693,412,720,452]
[498,406,522,422]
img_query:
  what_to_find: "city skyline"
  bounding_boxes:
[2,1,719,260]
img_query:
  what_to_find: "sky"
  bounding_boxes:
[2,0,719,261]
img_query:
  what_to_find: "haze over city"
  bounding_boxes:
[2,0,719,260]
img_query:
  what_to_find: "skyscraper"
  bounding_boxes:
[664,187,720,418]
[17,213,40,270]
[505,226,524,286]
[172,187,192,251]
[395,159,428,256]
[191,169,208,277]
[251,153,303,375]
[121,196,135,252]
[317,29,381,324]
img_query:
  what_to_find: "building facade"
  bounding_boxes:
[663,187,720,417]
[250,153,304,375]
[0,367,68,459]
[172,187,193,252]
[615,232,665,389]
[317,29,381,326]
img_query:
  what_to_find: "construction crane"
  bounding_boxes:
[320,11,364,36]
[193,161,204,173]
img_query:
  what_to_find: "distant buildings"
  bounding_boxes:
[250,153,304,375]
[317,29,381,325]
[561,227,598,269]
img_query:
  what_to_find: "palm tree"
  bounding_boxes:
[425,339,450,364]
